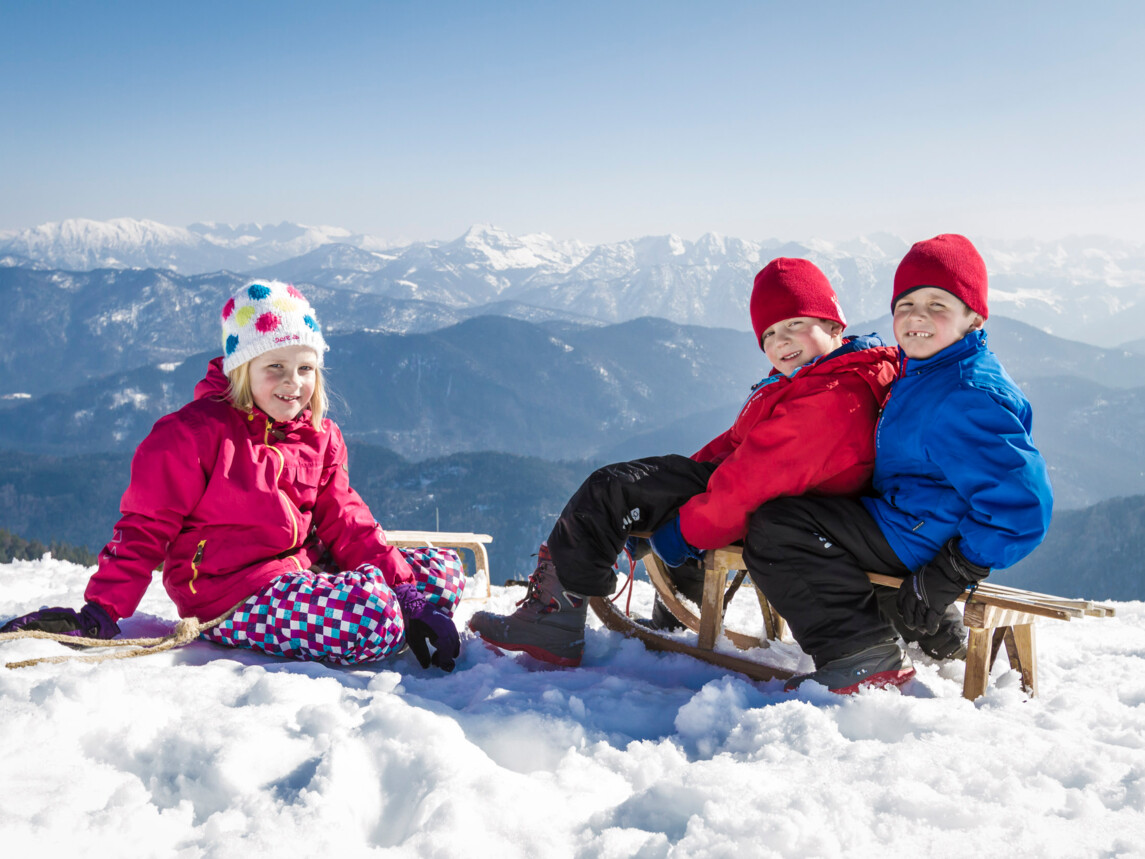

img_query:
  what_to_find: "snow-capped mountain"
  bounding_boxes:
[5,218,1143,346]
[0,218,389,272]
[252,225,593,306]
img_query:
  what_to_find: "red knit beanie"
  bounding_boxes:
[892,234,989,319]
[750,258,846,349]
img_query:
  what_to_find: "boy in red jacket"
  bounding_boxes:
[469,258,900,668]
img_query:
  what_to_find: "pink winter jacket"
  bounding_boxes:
[85,358,415,622]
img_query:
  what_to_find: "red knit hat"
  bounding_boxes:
[892,234,989,319]
[750,258,846,349]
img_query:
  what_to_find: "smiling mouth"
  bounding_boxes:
[904,332,933,339]
[780,350,802,362]
[275,394,300,402]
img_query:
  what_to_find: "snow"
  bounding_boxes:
[110,388,150,409]
[2,555,1145,857]
[453,224,589,273]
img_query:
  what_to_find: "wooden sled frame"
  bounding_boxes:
[591,541,1115,699]
[385,531,493,601]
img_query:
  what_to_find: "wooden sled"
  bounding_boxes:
[386,531,493,601]
[591,541,1115,700]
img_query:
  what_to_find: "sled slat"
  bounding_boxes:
[386,531,493,600]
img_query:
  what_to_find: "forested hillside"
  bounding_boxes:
[1005,494,1145,601]
[0,445,589,585]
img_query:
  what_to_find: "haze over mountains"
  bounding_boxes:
[3,218,1144,347]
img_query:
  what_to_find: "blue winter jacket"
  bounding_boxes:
[860,329,1052,572]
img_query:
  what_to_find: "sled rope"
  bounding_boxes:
[608,547,638,617]
[0,603,242,669]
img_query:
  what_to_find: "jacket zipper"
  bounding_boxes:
[190,539,207,594]
[264,420,300,549]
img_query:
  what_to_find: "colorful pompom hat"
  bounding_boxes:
[220,280,328,374]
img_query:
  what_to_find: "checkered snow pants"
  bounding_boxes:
[201,547,465,665]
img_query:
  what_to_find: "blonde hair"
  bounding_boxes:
[226,361,328,430]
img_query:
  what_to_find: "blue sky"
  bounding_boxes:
[2,0,1142,244]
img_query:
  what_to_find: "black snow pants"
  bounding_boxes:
[743,495,909,666]
[548,455,718,597]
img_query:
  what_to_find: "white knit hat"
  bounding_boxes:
[221,280,329,374]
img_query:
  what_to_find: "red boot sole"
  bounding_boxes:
[471,631,582,668]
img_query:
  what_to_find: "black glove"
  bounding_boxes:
[0,602,120,638]
[896,539,989,635]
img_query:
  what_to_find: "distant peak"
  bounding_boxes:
[460,223,513,242]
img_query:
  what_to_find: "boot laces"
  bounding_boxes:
[515,561,559,613]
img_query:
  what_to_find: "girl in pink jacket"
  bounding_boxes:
[1,281,462,671]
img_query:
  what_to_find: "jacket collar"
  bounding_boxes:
[899,328,987,376]
[752,332,890,391]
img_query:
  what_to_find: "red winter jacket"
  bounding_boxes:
[678,336,898,549]
[85,358,414,622]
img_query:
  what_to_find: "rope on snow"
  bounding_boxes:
[0,604,242,669]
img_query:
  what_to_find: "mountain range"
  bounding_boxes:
[0,219,391,273]
[0,303,1141,510]
[1,218,1142,590]
[0,266,601,399]
[3,218,1145,347]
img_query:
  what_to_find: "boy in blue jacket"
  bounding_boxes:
[744,233,1053,694]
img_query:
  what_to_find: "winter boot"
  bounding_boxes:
[784,642,915,694]
[876,585,967,660]
[637,598,686,632]
[468,544,587,667]
[914,613,969,660]
[636,557,706,633]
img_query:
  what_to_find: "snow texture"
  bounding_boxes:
[2,556,1144,857]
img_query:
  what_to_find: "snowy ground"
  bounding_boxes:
[2,556,1144,858]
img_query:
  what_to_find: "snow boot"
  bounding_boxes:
[636,557,706,633]
[914,619,968,660]
[784,642,915,694]
[468,544,587,667]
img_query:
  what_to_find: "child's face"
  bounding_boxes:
[761,317,845,376]
[893,287,984,360]
[249,345,319,423]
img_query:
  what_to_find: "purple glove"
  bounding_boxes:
[394,583,460,672]
[0,602,120,639]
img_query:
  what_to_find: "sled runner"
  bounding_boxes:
[591,540,1115,700]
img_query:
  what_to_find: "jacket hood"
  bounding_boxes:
[832,332,889,357]
[792,332,892,376]
[751,332,895,396]
[194,357,231,402]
